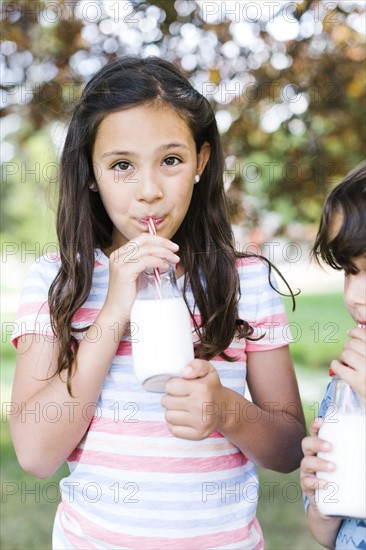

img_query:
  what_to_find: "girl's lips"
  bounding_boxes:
[357,322,366,328]
[137,216,165,228]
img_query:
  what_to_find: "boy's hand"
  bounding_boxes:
[161,359,226,440]
[300,418,335,509]
[330,326,366,408]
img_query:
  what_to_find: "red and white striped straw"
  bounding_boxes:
[148,217,157,236]
[148,217,162,298]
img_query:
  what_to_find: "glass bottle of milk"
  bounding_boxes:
[316,373,366,518]
[130,264,194,393]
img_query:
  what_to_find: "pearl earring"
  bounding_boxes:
[88,182,98,192]
[194,175,200,184]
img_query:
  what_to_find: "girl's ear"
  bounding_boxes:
[196,141,211,177]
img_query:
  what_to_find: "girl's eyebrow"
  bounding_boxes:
[101,150,132,158]
[101,143,190,158]
[159,143,190,151]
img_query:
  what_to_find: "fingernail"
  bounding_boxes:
[326,462,335,471]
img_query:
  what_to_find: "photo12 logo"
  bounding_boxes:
[1,480,140,504]
[1,1,140,24]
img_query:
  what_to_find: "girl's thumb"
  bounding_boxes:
[181,361,211,379]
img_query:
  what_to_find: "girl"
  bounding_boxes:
[11,56,305,549]
[300,161,366,549]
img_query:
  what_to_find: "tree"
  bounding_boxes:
[1,0,365,245]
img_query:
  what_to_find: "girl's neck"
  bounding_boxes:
[102,245,114,258]
[175,263,184,279]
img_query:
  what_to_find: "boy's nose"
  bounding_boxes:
[344,272,366,308]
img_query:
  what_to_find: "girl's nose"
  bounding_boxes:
[135,171,163,203]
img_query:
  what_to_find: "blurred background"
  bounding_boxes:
[1,0,364,548]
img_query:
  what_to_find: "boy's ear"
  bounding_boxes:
[197,141,211,176]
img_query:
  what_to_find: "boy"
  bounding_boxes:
[300,160,366,549]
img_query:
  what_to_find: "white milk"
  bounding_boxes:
[130,297,194,392]
[316,412,366,518]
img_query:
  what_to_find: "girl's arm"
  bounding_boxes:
[300,419,342,549]
[10,235,180,478]
[10,310,126,478]
[239,344,305,471]
[162,345,306,473]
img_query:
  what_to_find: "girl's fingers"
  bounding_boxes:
[111,234,179,262]
[164,410,193,427]
[125,233,180,253]
[111,246,180,266]
[161,394,189,411]
[181,359,214,379]
[164,377,192,397]
[135,254,180,271]
[165,424,206,441]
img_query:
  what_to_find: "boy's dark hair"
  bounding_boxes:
[313,160,366,274]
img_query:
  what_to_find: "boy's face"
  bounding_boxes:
[329,212,366,326]
[344,255,366,327]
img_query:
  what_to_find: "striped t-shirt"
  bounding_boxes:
[12,250,291,549]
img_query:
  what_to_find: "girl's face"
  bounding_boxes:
[92,103,210,250]
[330,212,366,326]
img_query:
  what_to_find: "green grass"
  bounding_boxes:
[285,292,353,369]
[257,468,323,549]
[1,419,68,550]
[1,292,350,549]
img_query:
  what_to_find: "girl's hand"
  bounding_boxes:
[161,359,226,440]
[300,418,335,509]
[330,326,366,408]
[104,234,180,321]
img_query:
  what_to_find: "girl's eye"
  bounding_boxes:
[163,156,180,166]
[113,161,132,171]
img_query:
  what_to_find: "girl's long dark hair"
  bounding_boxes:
[49,56,294,393]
